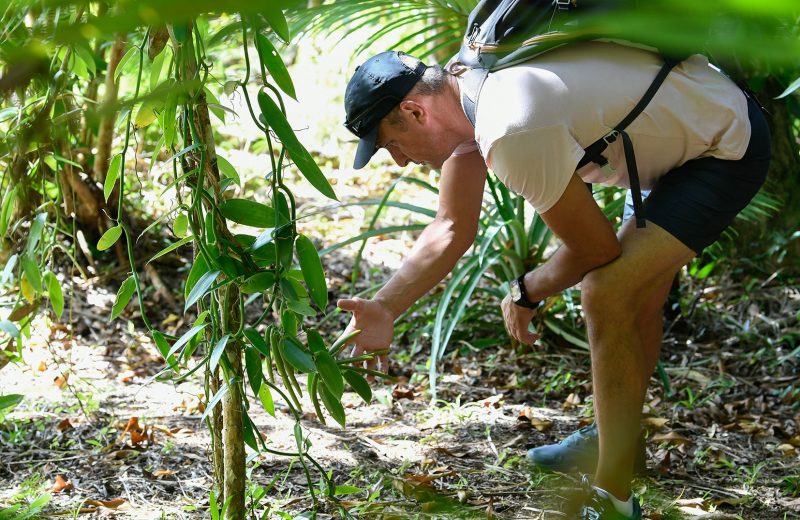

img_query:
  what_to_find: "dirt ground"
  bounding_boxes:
[1,257,799,520]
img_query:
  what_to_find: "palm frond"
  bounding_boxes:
[287,0,473,63]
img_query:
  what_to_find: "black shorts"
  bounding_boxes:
[640,94,771,254]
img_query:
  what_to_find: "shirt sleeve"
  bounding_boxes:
[486,125,585,214]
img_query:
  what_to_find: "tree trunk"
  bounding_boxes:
[222,335,246,519]
[94,36,126,182]
[177,22,246,519]
[210,366,225,505]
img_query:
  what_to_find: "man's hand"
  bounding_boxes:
[501,294,540,345]
[336,297,394,372]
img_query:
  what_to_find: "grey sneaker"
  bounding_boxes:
[575,485,642,520]
[526,423,647,474]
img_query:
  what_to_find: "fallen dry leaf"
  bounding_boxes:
[84,498,127,509]
[130,429,148,446]
[479,394,504,408]
[37,360,47,372]
[643,416,669,431]
[530,417,554,432]
[434,446,470,458]
[53,373,69,388]
[49,474,73,493]
[392,385,415,400]
[56,418,74,431]
[152,469,176,478]
[108,449,141,460]
[562,393,581,410]
[777,443,797,457]
[652,431,693,446]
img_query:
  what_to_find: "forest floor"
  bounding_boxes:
[2,31,800,520]
[1,253,799,520]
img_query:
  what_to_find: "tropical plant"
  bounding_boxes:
[290,0,799,396]
[0,2,382,518]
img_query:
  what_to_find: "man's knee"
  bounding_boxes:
[581,267,635,326]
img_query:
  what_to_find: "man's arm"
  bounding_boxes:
[337,150,487,364]
[503,173,621,343]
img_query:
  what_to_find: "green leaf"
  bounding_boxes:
[166,142,202,163]
[0,107,17,122]
[104,153,123,202]
[256,33,296,99]
[244,328,271,358]
[293,422,304,453]
[306,329,325,354]
[280,308,297,336]
[777,76,800,99]
[97,225,123,251]
[153,330,179,370]
[279,276,308,301]
[334,485,363,496]
[111,275,136,321]
[26,213,47,255]
[150,45,169,90]
[281,336,315,373]
[219,199,275,228]
[0,394,23,413]
[241,272,276,294]
[287,298,316,317]
[185,270,221,312]
[43,271,64,319]
[216,156,241,186]
[0,186,18,237]
[251,228,276,251]
[258,384,275,417]
[263,3,290,42]
[185,254,210,300]
[209,334,230,372]
[256,90,337,201]
[314,350,343,399]
[167,324,209,359]
[201,379,229,422]
[115,46,137,81]
[21,256,42,294]
[0,320,19,338]
[295,234,327,310]
[148,235,193,263]
[244,346,262,395]
[318,383,345,428]
[173,213,189,238]
[343,370,372,404]
[134,97,161,128]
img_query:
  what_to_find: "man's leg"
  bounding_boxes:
[581,219,695,501]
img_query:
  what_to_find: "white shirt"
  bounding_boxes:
[451,41,751,214]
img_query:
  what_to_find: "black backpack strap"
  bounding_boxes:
[577,60,678,228]
[459,67,490,127]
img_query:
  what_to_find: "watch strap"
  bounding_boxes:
[513,274,541,309]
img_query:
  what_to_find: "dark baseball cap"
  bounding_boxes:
[344,51,427,169]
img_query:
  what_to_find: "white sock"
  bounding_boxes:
[592,486,634,516]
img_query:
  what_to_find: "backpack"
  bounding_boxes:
[454,0,679,228]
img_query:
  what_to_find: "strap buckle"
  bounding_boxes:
[603,130,619,145]
[556,0,572,10]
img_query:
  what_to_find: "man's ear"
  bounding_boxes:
[399,99,426,124]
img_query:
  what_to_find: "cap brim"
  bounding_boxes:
[353,125,379,170]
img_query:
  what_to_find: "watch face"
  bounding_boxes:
[510,280,522,301]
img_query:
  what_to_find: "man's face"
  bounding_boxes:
[375,101,451,169]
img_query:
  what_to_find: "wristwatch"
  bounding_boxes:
[510,274,542,310]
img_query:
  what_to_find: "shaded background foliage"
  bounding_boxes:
[0,0,798,518]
